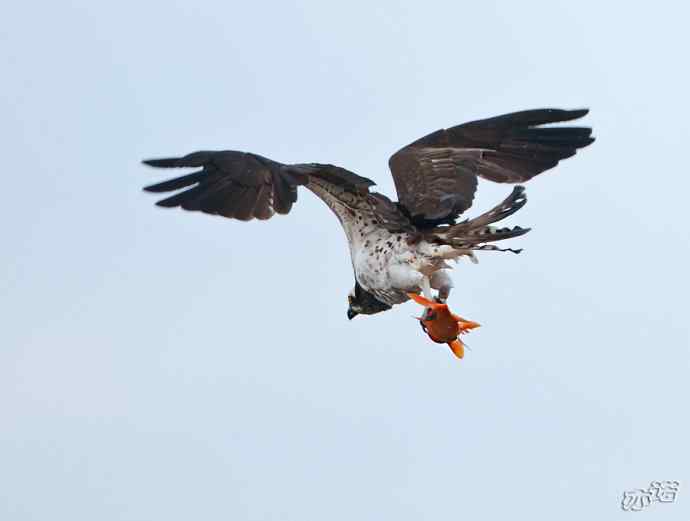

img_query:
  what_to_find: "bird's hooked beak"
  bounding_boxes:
[347,308,358,320]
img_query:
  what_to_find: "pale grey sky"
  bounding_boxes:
[1,1,689,520]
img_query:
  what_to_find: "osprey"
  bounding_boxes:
[143,108,594,319]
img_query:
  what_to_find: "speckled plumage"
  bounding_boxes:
[142,108,594,317]
[307,179,460,306]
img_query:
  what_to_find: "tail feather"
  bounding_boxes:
[435,186,530,252]
[451,186,527,232]
[472,244,524,254]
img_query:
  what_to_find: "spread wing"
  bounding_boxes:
[142,150,375,221]
[388,108,595,223]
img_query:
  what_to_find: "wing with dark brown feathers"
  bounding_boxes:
[142,150,375,221]
[388,108,594,223]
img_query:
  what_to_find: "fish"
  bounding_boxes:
[407,293,480,359]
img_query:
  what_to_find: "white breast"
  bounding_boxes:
[304,180,437,305]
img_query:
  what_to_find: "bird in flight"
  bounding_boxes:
[143,108,594,321]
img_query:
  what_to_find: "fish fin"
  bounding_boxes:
[448,312,480,331]
[459,319,481,332]
[448,339,465,359]
[407,292,443,309]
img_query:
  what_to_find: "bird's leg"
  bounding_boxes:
[418,275,436,320]
[430,270,453,303]
[421,275,433,300]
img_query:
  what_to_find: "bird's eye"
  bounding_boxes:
[347,295,353,304]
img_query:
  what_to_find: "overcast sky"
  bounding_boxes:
[2,1,689,519]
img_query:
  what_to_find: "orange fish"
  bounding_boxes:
[407,293,480,358]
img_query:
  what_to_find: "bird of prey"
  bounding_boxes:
[143,108,594,320]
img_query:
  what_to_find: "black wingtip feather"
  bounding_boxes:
[142,158,180,168]
[559,108,589,121]
[143,170,206,193]
[467,107,592,129]
[142,151,219,169]
[529,108,590,125]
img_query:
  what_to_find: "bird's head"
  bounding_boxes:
[347,281,392,320]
